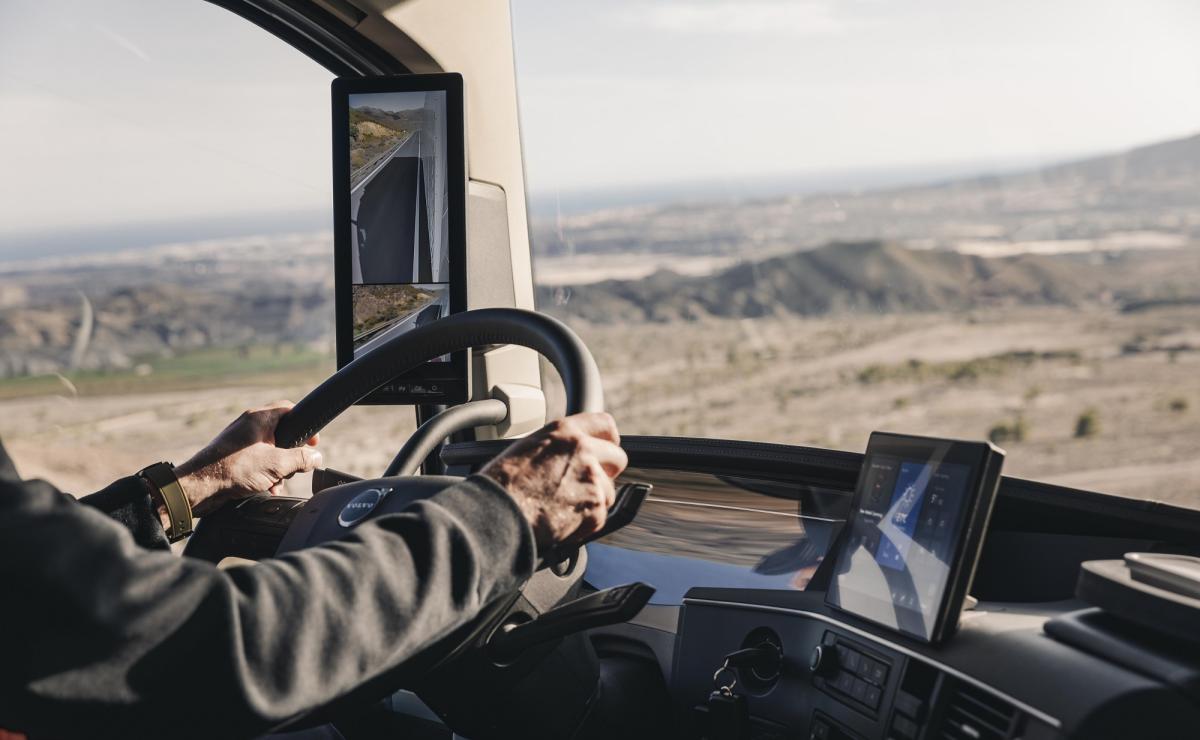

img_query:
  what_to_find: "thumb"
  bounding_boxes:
[275,445,323,477]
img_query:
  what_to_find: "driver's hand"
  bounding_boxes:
[172,401,322,516]
[481,412,628,550]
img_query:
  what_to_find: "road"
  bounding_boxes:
[351,132,432,284]
[353,291,448,357]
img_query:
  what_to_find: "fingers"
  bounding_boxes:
[258,402,294,426]
[594,461,617,509]
[489,412,626,551]
[577,457,613,528]
[290,445,323,473]
[266,445,323,480]
[547,412,626,479]
[562,412,620,445]
[242,401,298,445]
[570,464,610,541]
[587,437,628,481]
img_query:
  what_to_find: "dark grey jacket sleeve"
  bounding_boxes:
[0,441,536,739]
[78,475,171,551]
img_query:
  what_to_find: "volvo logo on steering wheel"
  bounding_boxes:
[338,488,389,528]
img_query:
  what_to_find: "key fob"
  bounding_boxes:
[704,688,749,740]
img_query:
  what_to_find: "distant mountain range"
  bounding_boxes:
[350,105,425,132]
[3,131,1199,377]
[537,239,1200,323]
[531,130,1200,259]
[536,241,1104,322]
[1011,131,1200,196]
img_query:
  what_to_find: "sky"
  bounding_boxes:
[1,0,1199,249]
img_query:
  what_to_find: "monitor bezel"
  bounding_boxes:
[332,73,469,405]
[825,432,1004,644]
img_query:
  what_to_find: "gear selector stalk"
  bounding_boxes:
[488,582,656,664]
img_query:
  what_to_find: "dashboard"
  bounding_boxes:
[671,590,1159,740]
[445,435,1200,740]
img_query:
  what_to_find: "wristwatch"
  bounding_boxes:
[138,462,193,543]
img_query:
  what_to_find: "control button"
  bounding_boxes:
[850,678,870,703]
[809,719,830,739]
[894,691,926,721]
[892,714,919,739]
[839,647,863,674]
[865,684,882,708]
[866,658,889,685]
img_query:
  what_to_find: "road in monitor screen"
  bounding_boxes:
[348,90,449,285]
[351,283,449,359]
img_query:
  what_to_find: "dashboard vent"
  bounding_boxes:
[937,681,1018,740]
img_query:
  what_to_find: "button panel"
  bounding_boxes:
[814,632,893,714]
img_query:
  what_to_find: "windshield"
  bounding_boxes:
[511,0,1200,511]
[0,2,1195,513]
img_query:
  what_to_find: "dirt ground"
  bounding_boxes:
[2,304,1196,511]
[0,382,417,497]
[552,304,1200,509]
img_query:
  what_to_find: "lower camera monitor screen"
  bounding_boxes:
[826,433,1003,643]
[333,74,468,405]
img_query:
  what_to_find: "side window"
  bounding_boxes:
[0,1,389,493]
[513,1,1200,511]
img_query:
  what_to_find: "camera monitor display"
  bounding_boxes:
[826,433,1004,643]
[332,74,467,404]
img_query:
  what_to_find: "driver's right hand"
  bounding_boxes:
[481,412,628,550]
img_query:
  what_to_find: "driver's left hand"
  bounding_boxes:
[172,400,322,516]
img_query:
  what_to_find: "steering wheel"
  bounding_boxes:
[184,308,644,738]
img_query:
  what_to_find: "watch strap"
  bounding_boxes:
[139,462,193,542]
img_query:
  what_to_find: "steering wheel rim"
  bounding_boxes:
[274,307,604,449]
[186,307,603,563]
[187,309,612,735]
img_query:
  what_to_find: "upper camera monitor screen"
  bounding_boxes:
[332,74,467,405]
[826,433,1003,643]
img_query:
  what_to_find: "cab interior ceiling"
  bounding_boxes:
[206,0,411,77]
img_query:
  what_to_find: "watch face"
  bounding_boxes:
[338,488,390,528]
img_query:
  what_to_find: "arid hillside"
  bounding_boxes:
[538,240,1200,323]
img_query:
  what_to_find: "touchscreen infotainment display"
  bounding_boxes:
[826,433,1003,643]
[332,74,467,405]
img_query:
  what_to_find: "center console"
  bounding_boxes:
[663,433,1199,739]
[671,589,1193,739]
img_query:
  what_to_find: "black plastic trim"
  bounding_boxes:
[445,435,862,491]
[443,435,1200,542]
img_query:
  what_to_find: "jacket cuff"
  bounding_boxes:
[79,476,171,551]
